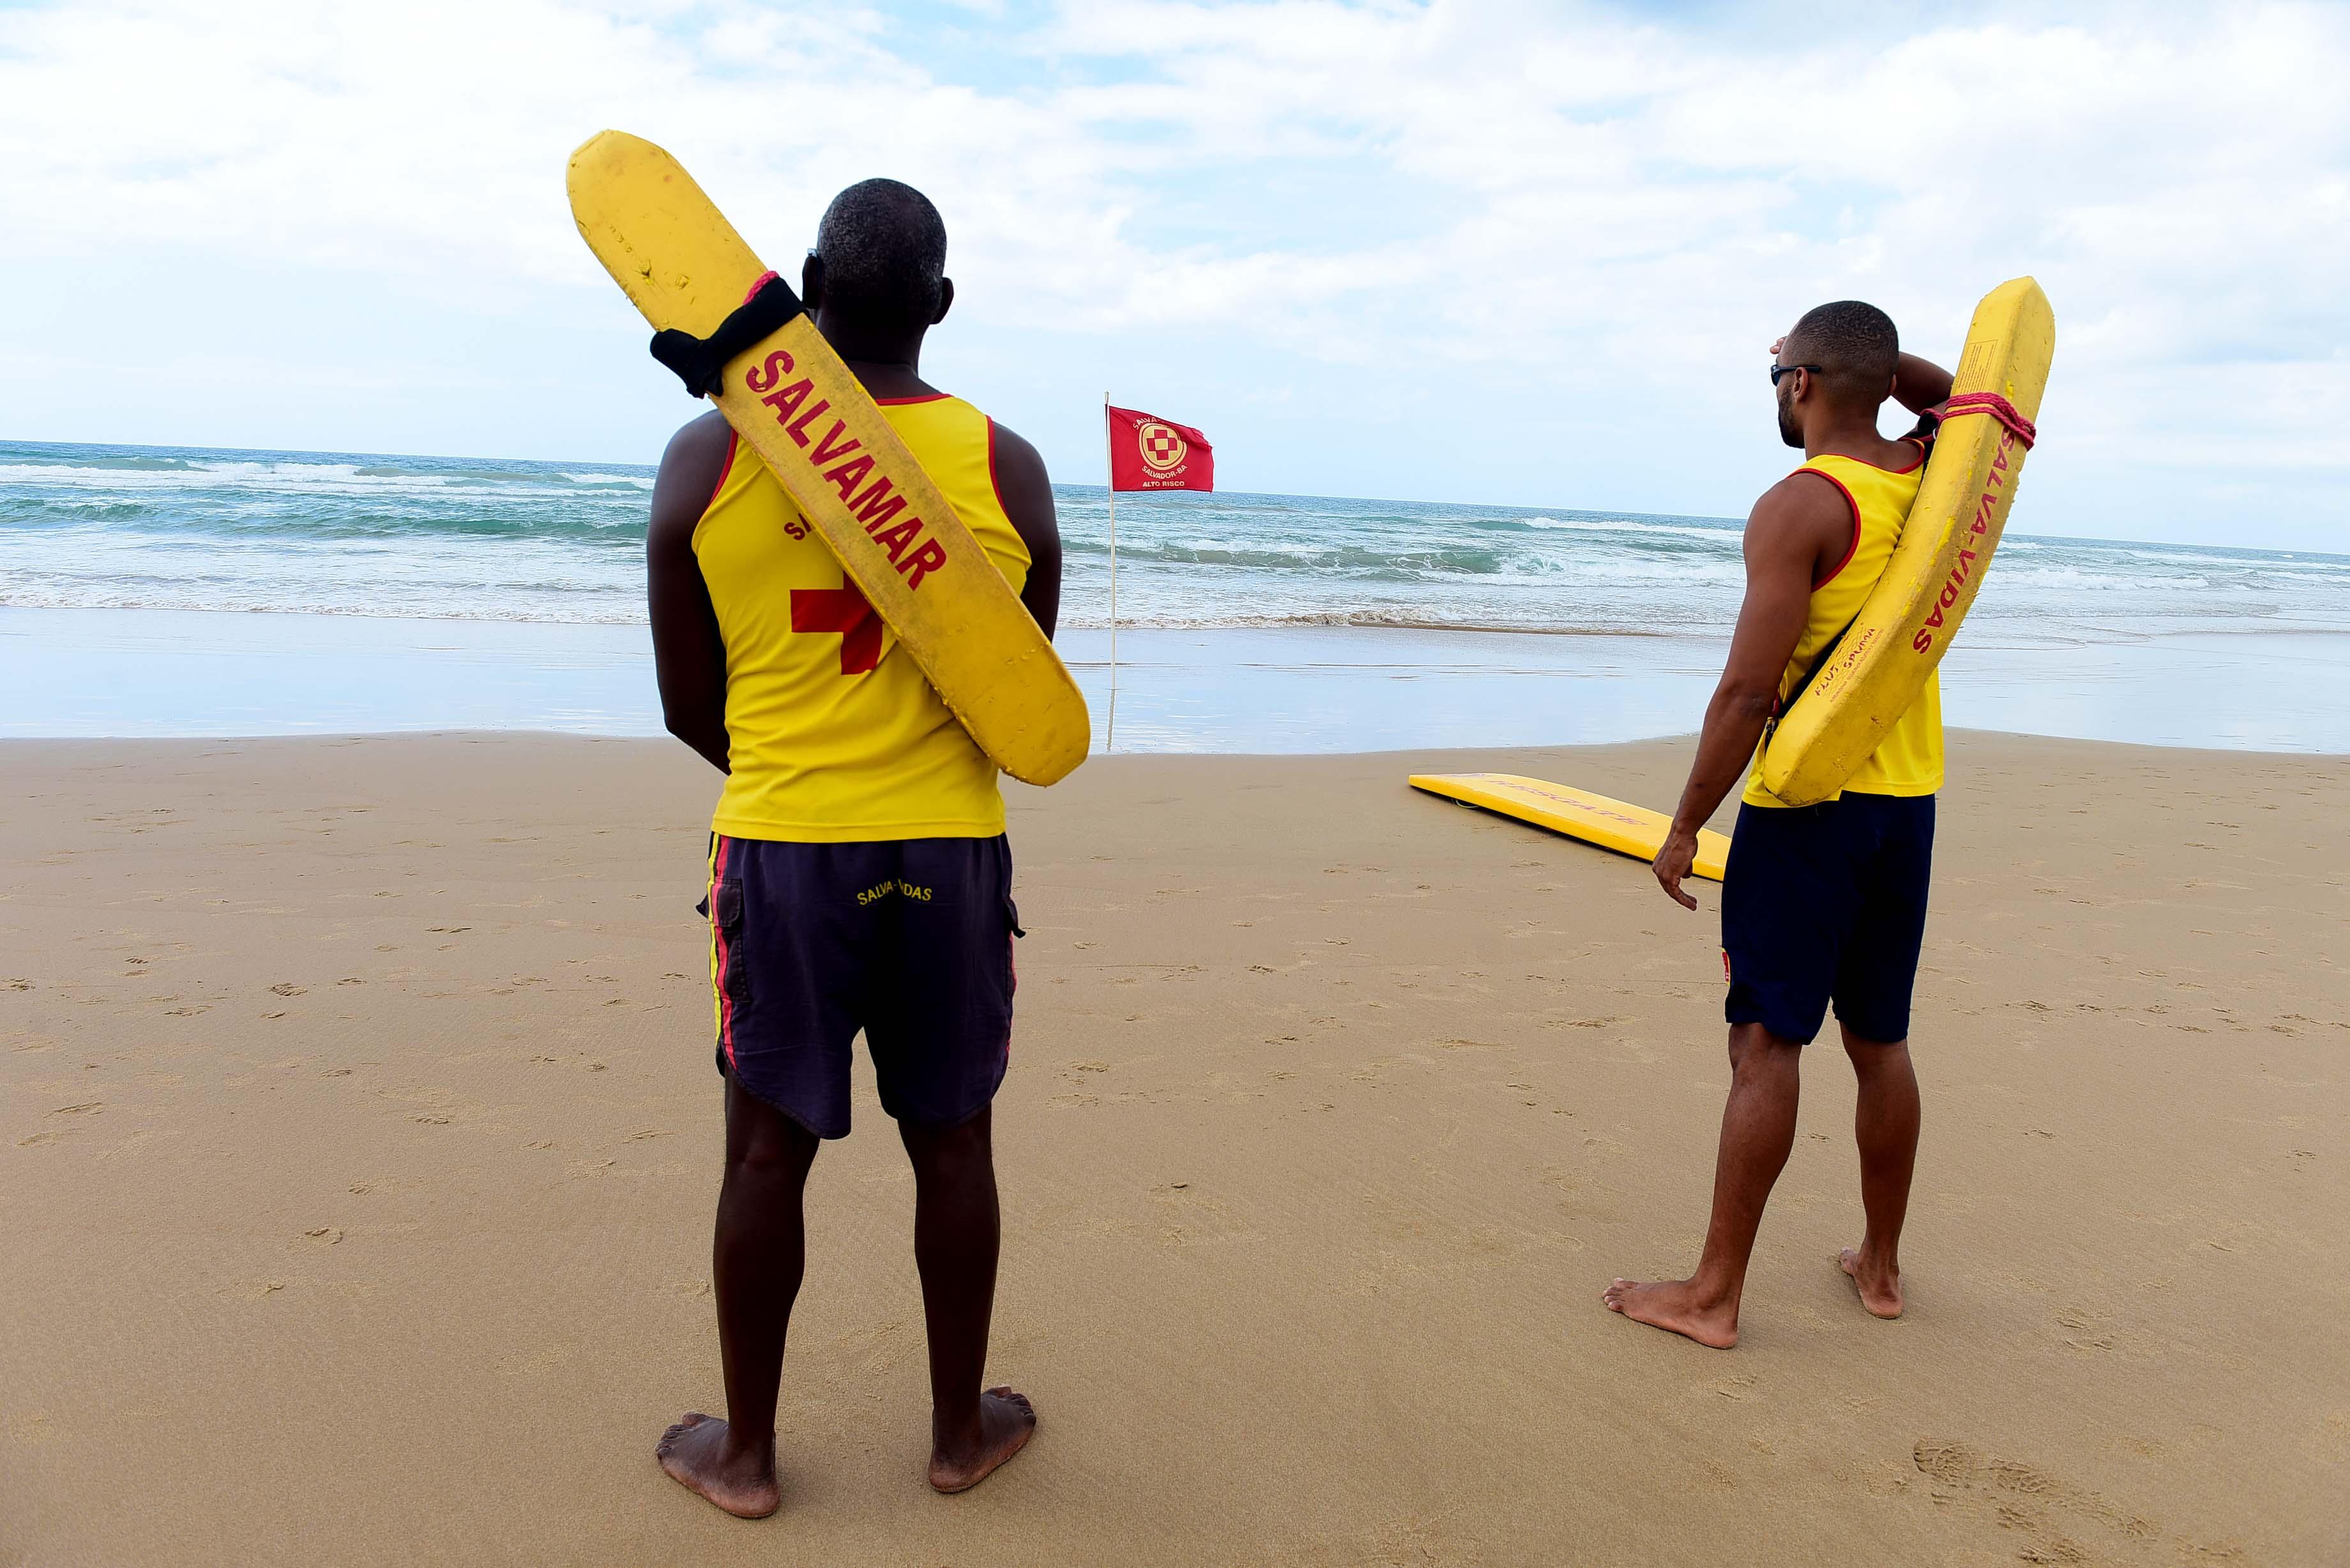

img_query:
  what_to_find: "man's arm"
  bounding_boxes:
[988,421,1063,638]
[1891,352,1953,414]
[1652,475,1849,909]
[647,411,734,774]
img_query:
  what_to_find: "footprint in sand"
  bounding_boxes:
[1911,1440,2217,1559]
[303,1227,343,1246]
[2055,1308,2116,1351]
[270,983,306,997]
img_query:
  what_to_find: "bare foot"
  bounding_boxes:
[1602,1277,1740,1349]
[655,1412,780,1519]
[929,1387,1037,1494]
[1838,1247,1903,1319]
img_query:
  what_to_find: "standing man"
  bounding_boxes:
[644,179,1061,1514]
[1605,301,1952,1349]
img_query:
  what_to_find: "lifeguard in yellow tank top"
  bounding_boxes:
[695,393,1031,842]
[1742,442,1945,809]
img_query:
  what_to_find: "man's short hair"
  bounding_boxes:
[1785,300,1899,407]
[814,178,947,330]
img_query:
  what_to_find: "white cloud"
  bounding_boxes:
[0,0,2344,547]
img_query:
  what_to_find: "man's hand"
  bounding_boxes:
[1653,827,1701,911]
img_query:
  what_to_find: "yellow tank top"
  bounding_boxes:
[695,394,1031,841]
[1743,443,1944,808]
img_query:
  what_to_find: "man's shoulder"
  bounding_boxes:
[649,411,736,543]
[664,408,733,464]
[1752,467,1856,526]
[656,410,734,499]
[1744,468,1856,577]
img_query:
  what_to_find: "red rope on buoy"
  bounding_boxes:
[1939,391,2037,448]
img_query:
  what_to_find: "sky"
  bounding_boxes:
[1,0,2345,550]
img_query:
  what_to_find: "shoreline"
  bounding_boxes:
[8,603,2350,754]
[5,731,2342,1564]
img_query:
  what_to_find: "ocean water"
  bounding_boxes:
[4,438,2349,751]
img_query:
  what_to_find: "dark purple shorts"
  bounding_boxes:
[1721,793,1934,1046]
[703,834,1020,1138]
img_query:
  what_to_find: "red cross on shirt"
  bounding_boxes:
[789,576,883,675]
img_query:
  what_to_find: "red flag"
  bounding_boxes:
[1107,405,1214,492]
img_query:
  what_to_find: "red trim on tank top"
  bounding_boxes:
[874,393,950,405]
[704,430,738,516]
[987,417,1007,516]
[1828,439,1927,476]
[1793,467,1862,588]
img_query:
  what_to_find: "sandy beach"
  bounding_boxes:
[3,730,2343,1565]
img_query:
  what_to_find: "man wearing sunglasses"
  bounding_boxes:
[1604,301,1952,1348]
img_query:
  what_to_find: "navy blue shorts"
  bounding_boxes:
[703,834,1020,1138]
[1720,793,1935,1046]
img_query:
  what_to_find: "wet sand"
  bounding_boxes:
[3,732,2344,1565]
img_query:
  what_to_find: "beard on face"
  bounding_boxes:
[1776,377,1804,448]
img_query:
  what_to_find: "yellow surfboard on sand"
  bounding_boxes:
[1409,773,1730,882]
[566,130,1090,787]
[1758,277,2056,806]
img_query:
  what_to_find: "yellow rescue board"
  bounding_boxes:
[566,130,1090,787]
[1759,277,2056,806]
[1409,773,1730,882]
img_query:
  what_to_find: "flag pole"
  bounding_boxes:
[1104,391,1118,755]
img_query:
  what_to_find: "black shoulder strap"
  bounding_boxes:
[1762,426,1937,749]
[1760,608,1864,750]
[649,273,807,398]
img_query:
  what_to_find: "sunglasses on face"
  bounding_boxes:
[1770,363,1823,386]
